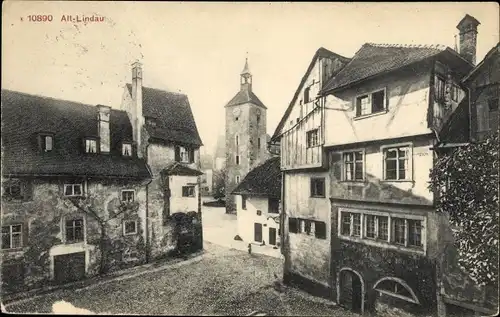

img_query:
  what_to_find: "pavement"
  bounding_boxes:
[201,198,282,258]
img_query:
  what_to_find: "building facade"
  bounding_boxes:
[224,59,269,213]
[1,91,151,293]
[272,14,495,317]
[232,157,281,257]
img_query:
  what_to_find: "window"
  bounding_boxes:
[384,146,410,180]
[176,146,195,163]
[343,151,364,181]
[339,210,423,251]
[122,143,132,156]
[121,190,134,202]
[356,89,386,116]
[242,195,247,210]
[304,87,311,103]
[123,220,138,235]
[310,178,325,197]
[235,117,239,121]
[235,135,239,147]
[488,98,499,133]
[451,84,459,102]
[85,138,97,153]
[235,176,240,183]
[435,76,446,101]
[41,135,53,152]
[146,117,157,127]
[182,186,195,197]
[236,155,240,165]
[257,115,261,124]
[65,219,84,243]
[315,221,326,239]
[374,279,419,304]
[268,198,279,214]
[2,224,22,249]
[258,137,261,149]
[306,129,319,148]
[64,183,83,197]
[3,181,22,200]
[289,218,299,233]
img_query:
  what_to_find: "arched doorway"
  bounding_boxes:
[337,268,364,313]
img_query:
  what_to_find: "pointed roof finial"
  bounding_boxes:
[241,53,251,75]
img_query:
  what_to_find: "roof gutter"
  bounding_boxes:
[1,173,152,180]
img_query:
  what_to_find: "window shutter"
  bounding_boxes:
[174,146,180,162]
[22,180,33,201]
[23,221,29,247]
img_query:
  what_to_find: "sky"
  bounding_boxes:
[2,2,499,157]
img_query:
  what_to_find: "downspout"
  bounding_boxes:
[144,143,152,263]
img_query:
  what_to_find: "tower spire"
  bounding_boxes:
[240,54,252,91]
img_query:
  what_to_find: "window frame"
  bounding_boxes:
[235,155,240,165]
[40,134,54,152]
[310,177,326,198]
[341,149,365,182]
[123,220,138,236]
[355,88,387,117]
[435,75,446,102]
[182,185,196,197]
[338,208,426,254]
[381,143,413,182]
[306,128,320,148]
[63,183,84,197]
[304,86,311,104]
[121,189,135,202]
[241,195,247,210]
[122,143,133,157]
[1,224,23,250]
[84,137,98,154]
[235,175,240,183]
[64,217,85,244]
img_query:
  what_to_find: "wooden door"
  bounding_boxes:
[339,270,362,313]
[269,228,277,245]
[54,252,86,284]
[254,223,262,242]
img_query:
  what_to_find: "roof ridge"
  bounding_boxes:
[2,88,124,111]
[366,42,447,50]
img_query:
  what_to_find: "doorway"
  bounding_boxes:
[54,252,86,284]
[269,227,277,245]
[339,269,363,313]
[254,223,262,243]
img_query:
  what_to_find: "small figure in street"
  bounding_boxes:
[248,243,252,254]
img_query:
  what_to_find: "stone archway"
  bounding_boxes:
[337,267,365,314]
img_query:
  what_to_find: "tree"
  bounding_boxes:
[67,195,141,275]
[429,132,499,286]
[212,167,227,201]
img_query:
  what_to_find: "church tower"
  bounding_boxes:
[224,58,269,213]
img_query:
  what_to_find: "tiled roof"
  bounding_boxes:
[126,84,203,146]
[271,47,350,141]
[225,89,267,109]
[232,157,281,198]
[321,43,451,93]
[160,162,203,176]
[1,89,151,179]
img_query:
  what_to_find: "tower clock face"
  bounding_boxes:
[232,108,241,117]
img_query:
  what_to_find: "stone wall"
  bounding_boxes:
[1,177,148,294]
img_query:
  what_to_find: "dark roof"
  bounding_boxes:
[126,84,203,146]
[1,89,151,179]
[456,14,480,30]
[231,157,281,198]
[320,43,459,93]
[160,162,203,176]
[462,42,500,83]
[271,47,350,141]
[225,89,267,109]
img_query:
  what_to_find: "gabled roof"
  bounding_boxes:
[320,43,458,93]
[1,89,151,179]
[271,47,350,141]
[225,89,267,109]
[125,84,203,146]
[160,162,203,176]
[231,157,281,198]
[462,42,500,83]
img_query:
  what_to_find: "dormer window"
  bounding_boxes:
[146,117,158,127]
[175,145,195,164]
[85,138,97,154]
[38,133,54,152]
[122,143,132,157]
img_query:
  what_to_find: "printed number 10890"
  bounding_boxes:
[27,15,53,22]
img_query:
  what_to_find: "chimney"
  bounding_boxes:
[131,61,144,156]
[97,105,111,153]
[456,14,480,65]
